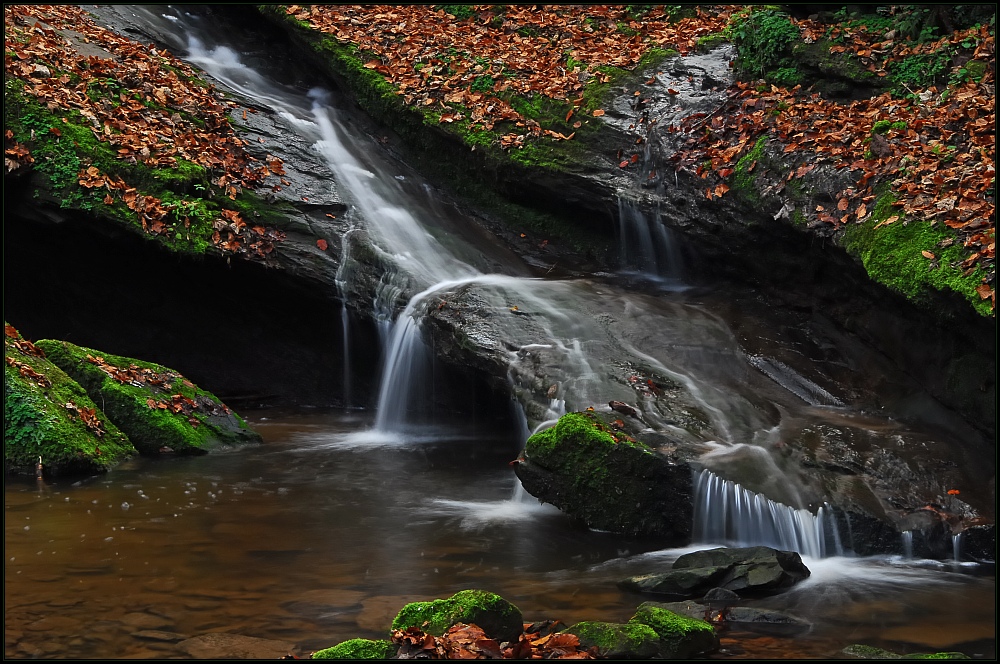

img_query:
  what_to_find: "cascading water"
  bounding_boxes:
[616,197,684,284]
[692,468,845,558]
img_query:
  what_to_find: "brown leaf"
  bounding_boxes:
[592,109,605,117]
[837,198,849,211]
[921,250,935,259]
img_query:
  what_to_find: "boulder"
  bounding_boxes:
[621,546,810,598]
[564,621,662,659]
[390,589,523,644]
[642,600,811,637]
[4,323,135,476]
[37,339,261,455]
[311,638,396,659]
[628,603,719,658]
[514,412,692,539]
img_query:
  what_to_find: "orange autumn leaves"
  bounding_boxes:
[4,4,286,261]
[390,621,595,660]
[285,4,734,149]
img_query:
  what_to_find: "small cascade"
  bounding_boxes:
[901,530,914,559]
[616,198,684,281]
[372,299,430,432]
[952,532,964,563]
[692,468,843,558]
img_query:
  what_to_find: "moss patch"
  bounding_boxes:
[311,638,396,659]
[35,339,261,455]
[4,324,135,476]
[526,411,652,472]
[390,589,523,643]
[840,189,991,316]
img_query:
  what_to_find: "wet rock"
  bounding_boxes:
[391,589,523,644]
[176,633,298,659]
[514,412,693,539]
[842,644,972,659]
[132,630,188,642]
[564,621,662,659]
[644,599,811,637]
[621,546,810,598]
[628,603,719,658]
[37,339,261,454]
[312,638,397,660]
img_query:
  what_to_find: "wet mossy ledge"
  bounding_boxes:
[255,4,630,256]
[513,411,693,540]
[4,324,260,478]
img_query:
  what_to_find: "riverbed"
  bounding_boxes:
[5,409,994,659]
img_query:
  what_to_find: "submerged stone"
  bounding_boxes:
[390,589,523,644]
[36,339,261,455]
[514,412,692,539]
[311,638,396,659]
[4,323,136,476]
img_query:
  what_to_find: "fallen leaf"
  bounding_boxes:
[316,238,328,251]
[921,250,935,259]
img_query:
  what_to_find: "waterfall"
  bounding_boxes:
[692,468,844,558]
[616,197,684,281]
[901,530,914,559]
[952,532,963,563]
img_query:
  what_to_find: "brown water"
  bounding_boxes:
[4,409,994,659]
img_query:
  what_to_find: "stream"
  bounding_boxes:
[4,5,995,660]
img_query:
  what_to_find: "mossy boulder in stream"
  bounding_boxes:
[391,589,523,644]
[563,621,662,659]
[35,339,261,455]
[4,323,135,476]
[311,638,397,659]
[628,603,719,658]
[513,412,692,539]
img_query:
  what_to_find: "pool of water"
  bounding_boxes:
[5,409,994,659]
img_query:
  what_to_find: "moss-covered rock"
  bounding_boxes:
[4,323,135,476]
[565,621,661,659]
[514,412,693,539]
[35,339,261,455]
[390,589,523,644]
[311,638,396,659]
[628,603,718,658]
[842,644,972,659]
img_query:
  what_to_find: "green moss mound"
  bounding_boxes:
[629,603,718,658]
[4,324,135,476]
[566,621,661,659]
[35,339,261,455]
[391,589,523,644]
[311,638,396,659]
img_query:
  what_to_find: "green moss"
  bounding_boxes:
[311,638,395,659]
[696,32,729,52]
[568,621,661,658]
[35,339,260,455]
[390,589,522,643]
[628,604,717,657]
[732,135,767,203]
[901,654,971,660]
[840,189,991,317]
[4,325,135,476]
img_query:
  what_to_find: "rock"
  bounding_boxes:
[514,412,693,539]
[564,621,662,659]
[175,633,297,659]
[36,339,261,455]
[628,603,719,658]
[4,323,136,477]
[622,546,810,598]
[390,589,523,644]
[312,638,396,659]
[619,566,726,596]
[639,599,811,637]
[842,644,971,659]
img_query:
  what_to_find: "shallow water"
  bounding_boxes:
[5,410,994,659]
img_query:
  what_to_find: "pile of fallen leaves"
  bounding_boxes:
[285,4,734,149]
[390,620,595,660]
[4,4,286,260]
[670,20,994,309]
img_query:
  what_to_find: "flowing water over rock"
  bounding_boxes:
[6,6,994,659]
